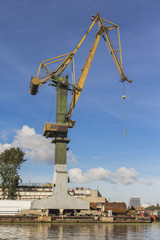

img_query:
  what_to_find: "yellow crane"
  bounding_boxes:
[30,13,131,134]
[29,15,132,211]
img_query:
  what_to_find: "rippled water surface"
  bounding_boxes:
[0,223,160,240]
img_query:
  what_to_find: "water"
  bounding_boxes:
[0,223,160,240]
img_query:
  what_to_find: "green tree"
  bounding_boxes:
[0,147,26,199]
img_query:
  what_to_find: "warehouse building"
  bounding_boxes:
[0,184,107,207]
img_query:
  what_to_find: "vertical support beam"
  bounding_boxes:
[55,76,68,165]
[31,75,89,210]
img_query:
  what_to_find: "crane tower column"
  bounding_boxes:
[52,76,69,195]
[55,76,68,165]
[31,76,89,211]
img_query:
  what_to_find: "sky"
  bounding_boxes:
[0,0,160,206]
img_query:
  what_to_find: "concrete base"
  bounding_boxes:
[31,192,89,210]
[31,164,89,210]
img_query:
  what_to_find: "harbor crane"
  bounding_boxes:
[29,14,131,211]
[30,13,131,126]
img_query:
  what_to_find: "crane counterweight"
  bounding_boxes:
[30,77,40,95]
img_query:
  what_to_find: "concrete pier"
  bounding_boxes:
[31,164,89,210]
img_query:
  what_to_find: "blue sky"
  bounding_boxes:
[0,0,160,206]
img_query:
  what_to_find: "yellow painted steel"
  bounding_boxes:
[54,18,98,76]
[41,64,52,74]
[103,30,123,78]
[35,14,128,86]
[68,32,101,118]
[31,14,131,118]
[99,17,118,27]
[36,17,98,82]
[44,57,68,66]
[41,52,72,63]
[67,15,129,117]
[37,53,72,78]
[117,27,123,69]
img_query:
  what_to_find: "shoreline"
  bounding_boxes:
[0,215,153,224]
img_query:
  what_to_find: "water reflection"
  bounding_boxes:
[0,223,160,239]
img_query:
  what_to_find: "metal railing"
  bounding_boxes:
[18,183,52,187]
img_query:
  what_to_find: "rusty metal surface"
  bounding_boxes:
[104,202,127,214]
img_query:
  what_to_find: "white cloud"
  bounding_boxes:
[68,168,88,183]
[0,125,78,165]
[12,125,54,163]
[67,150,78,164]
[139,179,152,185]
[68,167,151,186]
[0,125,152,186]
[0,130,9,142]
[0,143,11,153]
[0,125,54,163]
[85,167,112,181]
[113,167,139,185]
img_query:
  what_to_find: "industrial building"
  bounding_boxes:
[129,198,141,207]
[69,187,106,211]
[0,185,107,205]
[0,184,107,215]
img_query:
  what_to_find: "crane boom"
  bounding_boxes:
[30,14,131,120]
[33,15,99,88]
[67,31,101,118]
[67,18,131,118]
[55,17,98,77]
[102,29,130,82]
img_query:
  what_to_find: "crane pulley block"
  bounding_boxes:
[43,123,68,138]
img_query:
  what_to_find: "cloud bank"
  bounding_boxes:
[0,125,79,165]
[68,167,152,185]
[0,125,152,185]
[0,125,55,164]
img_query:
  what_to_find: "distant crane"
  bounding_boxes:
[29,14,131,211]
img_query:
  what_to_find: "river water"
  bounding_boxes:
[0,223,160,240]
